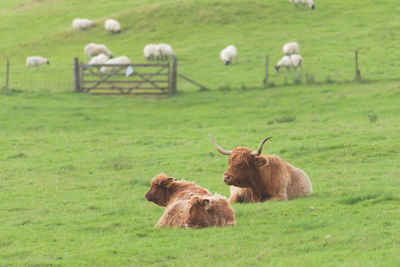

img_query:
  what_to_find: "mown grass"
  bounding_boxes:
[1,0,400,265]
[1,80,400,265]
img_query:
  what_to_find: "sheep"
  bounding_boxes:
[144,44,160,60]
[100,56,131,73]
[283,42,300,55]
[84,43,113,59]
[26,56,49,68]
[290,0,315,10]
[88,53,109,65]
[274,55,303,72]
[220,45,238,65]
[105,19,121,33]
[157,43,174,60]
[72,18,95,30]
[289,54,303,69]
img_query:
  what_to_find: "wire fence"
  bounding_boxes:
[1,62,74,92]
[2,49,400,94]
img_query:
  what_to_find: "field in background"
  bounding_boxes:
[1,0,400,266]
[1,0,400,91]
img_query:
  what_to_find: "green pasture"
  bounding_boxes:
[1,0,400,266]
[1,81,400,265]
[1,0,400,90]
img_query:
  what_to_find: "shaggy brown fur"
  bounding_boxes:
[146,174,235,228]
[185,195,235,228]
[156,194,235,228]
[222,147,312,203]
[145,173,212,207]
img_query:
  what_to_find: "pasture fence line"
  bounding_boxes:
[5,58,10,91]
[355,49,361,80]
[262,49,363,87]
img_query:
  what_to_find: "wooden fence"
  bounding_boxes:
[73,57,177,95]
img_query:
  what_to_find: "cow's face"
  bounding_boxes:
[145,174,177,206]
[186,196,210,228]
[223,148,268,188]
[209,135,272,189]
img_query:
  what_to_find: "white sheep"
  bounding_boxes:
[26,56,49,68]
[283,42,300,55]
[72,18,95,30]
[220,45,238,65]
[84,43,113,58]
[100,56,131,73]
[88,53,109,65]
[105,19,121,33]
[157,44,174,60]
[144,44,160,60]
[275,55,303,72]
[290,0,315,10]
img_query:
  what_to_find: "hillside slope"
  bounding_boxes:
[1,0,400,91]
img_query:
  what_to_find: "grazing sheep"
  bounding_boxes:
[157,43,174,60]
[84,43,113,58]
[88,54,109,65]
[100,56,131,73]
[220,45,238,65]
[105,19,121,33]
[283,42,300,55]
[144,44,160,60]
[26,56,49,68]
[290,54,303,68]
[72,18,95,30]
[274,55,303,72]
[290,0,315,10]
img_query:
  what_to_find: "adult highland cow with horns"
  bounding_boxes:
[209,135,312,203]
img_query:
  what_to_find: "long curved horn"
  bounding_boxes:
[208,135,232,155]
[251,136,273,156]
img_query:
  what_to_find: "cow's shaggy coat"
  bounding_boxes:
[209,136,312,203]
[145,174,235,228]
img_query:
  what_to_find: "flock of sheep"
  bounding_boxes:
[218,42,303,72]
[26,0,314,74]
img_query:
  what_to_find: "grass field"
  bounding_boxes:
[1,0,400,90]
[1,0,400,266]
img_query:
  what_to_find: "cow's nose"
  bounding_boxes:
[223,174,231,182]
[145,192,152,201]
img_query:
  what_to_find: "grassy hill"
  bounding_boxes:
[1,0,400,91]
[1,0,400,266]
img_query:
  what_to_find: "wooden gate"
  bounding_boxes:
[73,57,177,95]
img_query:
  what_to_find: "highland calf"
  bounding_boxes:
[145,173,235,228]
[209,135,312,203]
[185,195,235,228]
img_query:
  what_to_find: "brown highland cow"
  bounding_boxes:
[145,173,235,228]
[209,135,312,203]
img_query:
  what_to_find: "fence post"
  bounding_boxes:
[4,58,10,91]
[73,57,80,92]
[263,55,269,85]
[355,49,361,80]
[170,56,177,94]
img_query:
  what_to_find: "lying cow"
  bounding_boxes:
[209,135,312,202]
[145,173,235,228]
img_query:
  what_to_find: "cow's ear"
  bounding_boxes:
[254,156,268,167]
[197,199,210,210]
[163,177,176,188]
